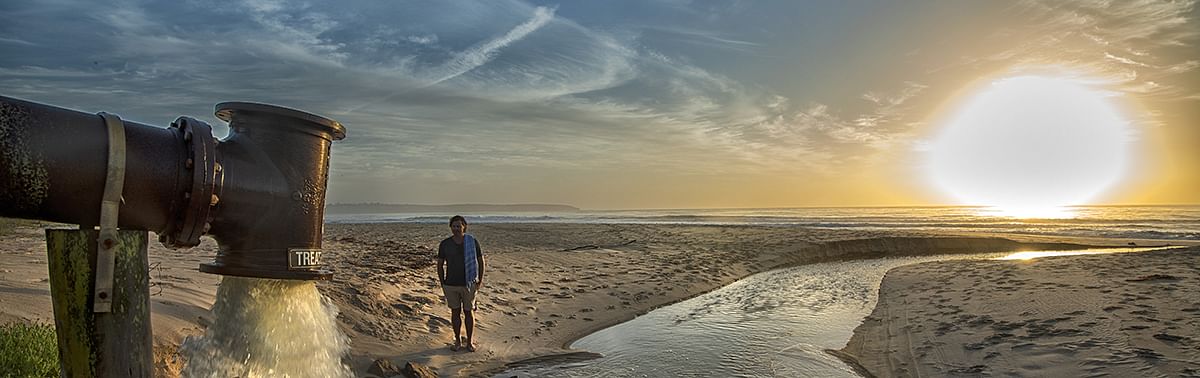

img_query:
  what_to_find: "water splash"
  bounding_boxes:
[181,277,353,378]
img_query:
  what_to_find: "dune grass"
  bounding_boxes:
[0,322,59,378]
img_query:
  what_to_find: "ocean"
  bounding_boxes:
[326,205,1200,241]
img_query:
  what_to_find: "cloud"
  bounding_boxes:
[1104,52,1152,67]
[2,0,1195,206]
[235,0,349,66]
[1164,60,1199,74]
[0,66,121,78]
[0,0,902,183]
[642,26,766,54]
[423,6,556,86]
[978,0,1199,99]
[0,37,35,46]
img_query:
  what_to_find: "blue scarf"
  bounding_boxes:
[463,234,478,291]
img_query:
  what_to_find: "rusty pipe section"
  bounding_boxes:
[0,95,345,280]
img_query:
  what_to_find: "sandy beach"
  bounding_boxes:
[0,221,1193,377]
[838,246,1200,377]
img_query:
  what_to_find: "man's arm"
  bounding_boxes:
[475,244,485,286]
[436,256,445,285]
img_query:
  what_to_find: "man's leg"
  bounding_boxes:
[451,307,463,349]
[464,309,474,349]
[444,285,466,350]
[463,286,478,351]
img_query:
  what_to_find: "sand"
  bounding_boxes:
[317,223,905,376]
[838,246,1200,377]
[0,220,1193,377]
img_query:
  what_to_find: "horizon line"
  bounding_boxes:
[327,202,1200,212]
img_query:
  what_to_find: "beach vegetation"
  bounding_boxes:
[0,322,59,377]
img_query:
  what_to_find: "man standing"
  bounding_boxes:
[436,215,484,352]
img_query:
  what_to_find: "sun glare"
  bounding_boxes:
[997,247,1168,261]
[926,75,1131,218]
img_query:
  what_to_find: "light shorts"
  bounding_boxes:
[442,285,477,310]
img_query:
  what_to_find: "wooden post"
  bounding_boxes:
[46,229,153,377]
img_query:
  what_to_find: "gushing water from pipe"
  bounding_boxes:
[180,277,353,378]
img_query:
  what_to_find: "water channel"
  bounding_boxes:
[499,248,1162,377]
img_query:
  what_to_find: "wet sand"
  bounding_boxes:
[838,246,1200,377]
[0,221,1183,376]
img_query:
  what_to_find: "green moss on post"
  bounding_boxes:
[46,229,153,377]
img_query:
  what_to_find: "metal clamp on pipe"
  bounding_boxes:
[94,112,126,313]
[159,117,222,249]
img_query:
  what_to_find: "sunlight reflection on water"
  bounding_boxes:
[976,205,1077,219]
[997,247,1174,260]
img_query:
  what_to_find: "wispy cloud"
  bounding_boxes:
[0,66,120,78]
[0,37,35,46]
[643,26,765,53]
[982,0,1199,99]
[424,6,555,86]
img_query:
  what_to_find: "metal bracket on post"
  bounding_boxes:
[94,112,126,313]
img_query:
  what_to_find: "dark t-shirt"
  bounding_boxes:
[437,237,483,286]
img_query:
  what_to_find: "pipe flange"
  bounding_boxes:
[161,116,221,248]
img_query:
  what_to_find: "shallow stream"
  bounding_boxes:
[498,248,1162,377]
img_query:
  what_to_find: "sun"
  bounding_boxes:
[925,75,1132,218]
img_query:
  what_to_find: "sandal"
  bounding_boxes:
[466,342,477,352]
[451,337,462,351]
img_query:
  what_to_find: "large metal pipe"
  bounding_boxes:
[0,95,345,280]
[0,96,188,231]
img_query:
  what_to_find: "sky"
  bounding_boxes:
[1,0,1197,209]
